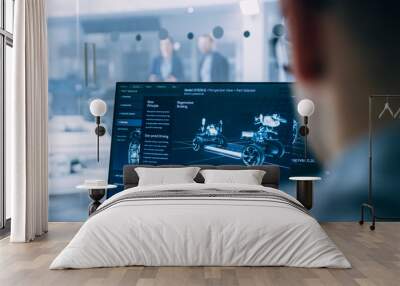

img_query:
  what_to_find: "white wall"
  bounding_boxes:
[241,7,265,81]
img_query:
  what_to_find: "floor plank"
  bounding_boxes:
[0,222,399,286]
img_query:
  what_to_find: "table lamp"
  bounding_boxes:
[89,99,107,162]
[297,99,315,159]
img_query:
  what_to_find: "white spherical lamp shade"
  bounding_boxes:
[89,99,107,117]
[297,99,315,117]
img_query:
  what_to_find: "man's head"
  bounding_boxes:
[197,34,214,54]
[160,37,174,59]
[281,0,400,163]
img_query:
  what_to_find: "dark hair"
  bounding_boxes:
[311,1,400,37]
[307,0,400,86]
[311,1,400,55]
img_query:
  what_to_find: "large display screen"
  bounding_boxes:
[108,82,313,197]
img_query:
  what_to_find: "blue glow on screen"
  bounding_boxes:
[107,82,317,197]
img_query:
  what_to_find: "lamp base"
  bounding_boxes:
[299,125,309,136]
[95,125,106,136]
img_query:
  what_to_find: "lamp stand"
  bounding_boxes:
[299,116,309,160]
[305,131,307,159]
[94,116,106,162]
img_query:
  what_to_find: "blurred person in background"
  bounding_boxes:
[197,34,229,82]
[281,0,400,219]
[149,37,184,82]
[269,23,293,82]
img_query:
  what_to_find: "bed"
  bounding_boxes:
[50,165,350,269]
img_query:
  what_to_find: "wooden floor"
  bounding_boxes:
[0,222,399,286]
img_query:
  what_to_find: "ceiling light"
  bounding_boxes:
[240,0,260,16]
[174,42,181,51]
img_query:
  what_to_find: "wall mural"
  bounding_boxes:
[107,83,317,197]
[47,0,293,221]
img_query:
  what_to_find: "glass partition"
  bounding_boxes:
[47,0,293,221]
[5,0,13,33]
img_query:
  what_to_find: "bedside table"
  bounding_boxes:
[76,184,117,215]
[289,177,321,210]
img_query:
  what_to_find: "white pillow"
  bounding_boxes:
[135,167,200,186]
[200,169,266,185]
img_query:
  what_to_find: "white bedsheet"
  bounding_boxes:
[50,183,351,269]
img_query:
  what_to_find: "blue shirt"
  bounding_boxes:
[312,124,400,221]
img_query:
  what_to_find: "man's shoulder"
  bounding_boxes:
[321,128,400,194]
[212,51,223,58]
[152,55,162,64]
[212,52,227,62]
[172,54,182,64]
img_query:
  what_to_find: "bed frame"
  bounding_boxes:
[123,165,280,189]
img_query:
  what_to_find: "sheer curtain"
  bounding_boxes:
[9,0,48,242]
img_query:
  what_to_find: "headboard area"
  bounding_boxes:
[123,165,280,189]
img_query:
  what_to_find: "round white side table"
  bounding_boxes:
[76,184,117,215]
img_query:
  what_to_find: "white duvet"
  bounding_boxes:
[50,183,351,269]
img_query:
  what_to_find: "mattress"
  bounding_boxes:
[50,183,350,269]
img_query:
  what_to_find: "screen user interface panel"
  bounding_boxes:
[108,83,309,196]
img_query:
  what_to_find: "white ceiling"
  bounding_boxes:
[47,0,277,18]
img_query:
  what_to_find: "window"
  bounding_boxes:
[0,0,14,230]
[5,0,13,33]
[47,0,292,221]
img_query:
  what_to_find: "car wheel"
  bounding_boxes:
[241,144,265,166]
[193,137,203,151]
[265,140,285,158]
